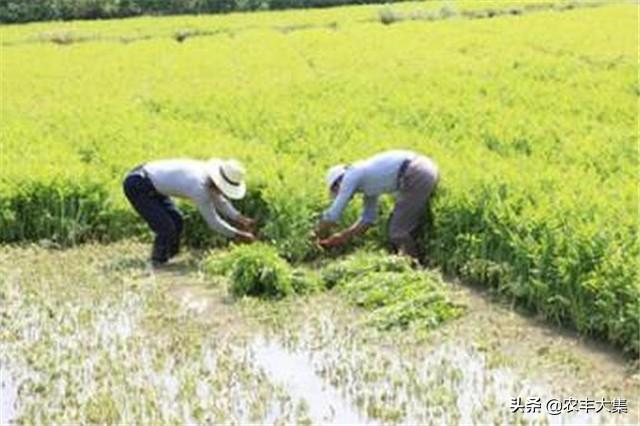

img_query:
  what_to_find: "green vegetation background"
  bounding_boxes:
[0,0,401,24]
[0,1,638,353]
[0,0,590,24]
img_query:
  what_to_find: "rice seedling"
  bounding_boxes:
[321,250,415,289]
[322,251,465,330]
[204,243,322,299]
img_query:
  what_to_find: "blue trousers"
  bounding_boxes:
[123,166,183,263]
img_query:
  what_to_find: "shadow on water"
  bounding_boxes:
[101,252,202,277]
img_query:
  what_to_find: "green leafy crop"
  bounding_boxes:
[205,243,322,299]
[321,250,415,289]
[206,243,294,299]
[321,251,465,330]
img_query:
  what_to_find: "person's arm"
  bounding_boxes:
[317,171,359,232]
[319,221,372,248]
[196,196,255,242]
[211,193,257,231]
[319,194,377,248]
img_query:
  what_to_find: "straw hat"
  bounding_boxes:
[207,159,247,200]
[326,164,346,190]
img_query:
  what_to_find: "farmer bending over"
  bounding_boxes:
[316,150,439,259]
[123,158,257,266]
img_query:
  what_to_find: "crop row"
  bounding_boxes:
[1,3,637,353]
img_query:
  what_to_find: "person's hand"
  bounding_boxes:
[238,216,257,232]
[235,231,257,244]
[319,234,347,249]
[314,221,335,239]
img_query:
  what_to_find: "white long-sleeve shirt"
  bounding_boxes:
[323,150,418,224]
[143,159,241,238]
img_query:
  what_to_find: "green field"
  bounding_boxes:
[1,0,638,358]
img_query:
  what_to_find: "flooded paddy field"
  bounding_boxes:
[1,241,638,425]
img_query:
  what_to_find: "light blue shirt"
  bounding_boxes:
[322,150,417,224]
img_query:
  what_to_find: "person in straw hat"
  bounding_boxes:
[123,158,257,266]
[315,150,439,259]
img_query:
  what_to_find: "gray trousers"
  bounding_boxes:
[389,156,439,258]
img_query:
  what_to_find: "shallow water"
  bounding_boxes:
[0,307,631,425]
[246,319,625,425]
[0,243,635,425]
[252,336,372,424]
[0,364,18,425]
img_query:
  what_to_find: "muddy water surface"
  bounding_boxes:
[252,336,371,424]
[0,242,637,424]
